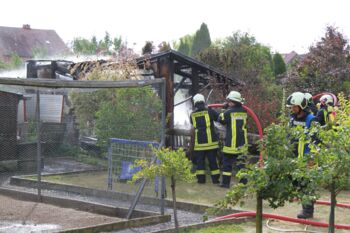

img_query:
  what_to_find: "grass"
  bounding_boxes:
[182,220,350,233]
[39,171,226,204]
[180,223,246,233]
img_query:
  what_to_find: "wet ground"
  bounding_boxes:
[0,194,122,233]
[0,221,59,233]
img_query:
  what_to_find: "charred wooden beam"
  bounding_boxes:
[0,77,164,88]
[174,76,189,95]
[174,69,192,79]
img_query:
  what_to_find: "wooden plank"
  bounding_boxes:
[0,78,164,88]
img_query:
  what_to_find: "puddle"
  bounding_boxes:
[0,221,60,233]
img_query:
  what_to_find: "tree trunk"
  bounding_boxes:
[328,183,336,233]
[256,193,263,233]
[171,176,179,232]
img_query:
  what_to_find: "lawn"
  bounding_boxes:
[181,221,350,233]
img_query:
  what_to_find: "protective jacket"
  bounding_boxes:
[289,112,316,158]
[218,106,248,154]
[190,105,219,151]
[316,105,335,127]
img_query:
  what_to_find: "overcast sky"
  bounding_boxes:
[1,0,349,54]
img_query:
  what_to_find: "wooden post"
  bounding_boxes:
[256,193,263,233]
[36,90,42,202]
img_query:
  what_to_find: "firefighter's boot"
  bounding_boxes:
[211,174,220,184]
[297,203,314,219]
[219,175,231,188]
[196,174,206,184]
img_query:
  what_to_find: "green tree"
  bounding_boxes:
[310,93,350,233]
[98,31,112,52]
[142,41,154,55]
[70,89,108,136]
[71,86,161,147]
[0,52,23,70]
[113,36,122,52]
[69,62,159,145]
[199,32,274,84]
[72,37,97,54]
[198,32,280,132]
[191,23,211,57]
[177,35,193,56]
[9,52,23,69]
[95,87,162,147]
[133,147,195,232]
[0,60,9,70]
[91,36,98,49]
[72,33,123,55]
[158,41,171,52]
[286,26,350,94]
[272,53,286,77]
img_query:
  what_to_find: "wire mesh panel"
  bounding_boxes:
[107,138,159,190]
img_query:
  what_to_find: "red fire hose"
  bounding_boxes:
[210,211,350,230]
[315,200,350,209]
[208,104,264,162]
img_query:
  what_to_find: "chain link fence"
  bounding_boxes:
[0,78,166,215]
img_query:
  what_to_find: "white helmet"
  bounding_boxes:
[320,94,333,105]
[226,91,244,104]
[286,92,308,109]
[193,94,205,105]
[304,93,313,103]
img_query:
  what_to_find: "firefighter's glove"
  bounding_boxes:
[222,102,229,109]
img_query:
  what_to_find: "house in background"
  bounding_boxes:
[281,51,307,66]
[0,24,70,62]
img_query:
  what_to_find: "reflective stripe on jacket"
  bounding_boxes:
[219,107,248,154]
[289,113,315,158]
[190,108,219,151]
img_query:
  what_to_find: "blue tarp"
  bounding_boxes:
[119,161,141,181]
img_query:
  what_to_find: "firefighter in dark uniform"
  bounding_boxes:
[286,91,317,219]
[304,93,318,115]
[190,94,220,184]
[218,91,248,188]
[316,94,335,127]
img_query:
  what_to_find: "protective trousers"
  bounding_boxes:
[221,153,247,187]
[194,149,220,184]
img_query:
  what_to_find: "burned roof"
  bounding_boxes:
[0,25,70,58]
[137,49,241,87]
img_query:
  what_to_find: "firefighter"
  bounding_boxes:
[218,91,248,188]
[316,94,335,127]
[304,93,318,115]
[286,91,317,219]
[190,94,220,184]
